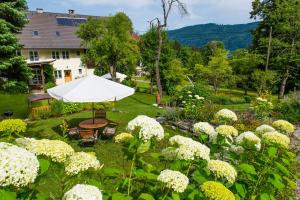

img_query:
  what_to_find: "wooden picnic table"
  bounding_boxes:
[79,118,108,129]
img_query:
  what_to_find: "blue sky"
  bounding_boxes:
[27,0,255,33]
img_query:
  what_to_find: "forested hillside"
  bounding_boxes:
[167,22,259,51]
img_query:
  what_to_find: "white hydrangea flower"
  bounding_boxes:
[193,122,217,141]
[216,125,238,138]
[236,131,261,151]
[161,147,178,160]
[127,115,164,142]
[65,152,102,175]
[63,184,102,200]
[16,138,74,163]
[0,142,39,188]
[255,125,275,135]
[169,135,210,161]
[215,109,238,122]
[157,169,189,193]
[272,120,295,134]
[207,160,237,184]
[262,131,290,149]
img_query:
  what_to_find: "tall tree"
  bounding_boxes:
[251,0,300,98]
[196,48,232,93]
[77,12,139,81]
[139,27,176,93]
[152,0,188,101]
[0,0,32,86]
[230,49,263,95]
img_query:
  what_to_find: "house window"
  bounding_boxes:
[16,50,21,56]
[52,51,60,59]
[62,51,69,59]
[29,51,39,61]
[78,69,82,75]
[54,70,62,79]
[33,31,39,37]
[76,51,80,56]
[56,31,60,37]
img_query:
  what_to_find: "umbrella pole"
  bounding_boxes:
[92,102,95,124]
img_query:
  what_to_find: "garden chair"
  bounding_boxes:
[79,129,99,146]
[102,122,118,139]
[94,109,106,119]
[68,127,80,139]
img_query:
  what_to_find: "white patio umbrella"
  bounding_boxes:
[47,74,135,123]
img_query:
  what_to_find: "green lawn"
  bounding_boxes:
[0,93,29,118]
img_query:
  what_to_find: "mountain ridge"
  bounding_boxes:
[167,22,259,51]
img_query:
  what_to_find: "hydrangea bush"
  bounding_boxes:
[0,119,27,137]
[0,142,39,188]
[0,109,296,199]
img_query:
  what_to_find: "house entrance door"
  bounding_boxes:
[64,70,72,83]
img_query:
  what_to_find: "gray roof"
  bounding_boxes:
[18,11,101,49]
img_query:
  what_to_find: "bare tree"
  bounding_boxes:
[152,0,188,103]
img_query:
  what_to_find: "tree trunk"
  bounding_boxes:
[110,66,117,82]
[278,69,289,99]
[155,22,163,103]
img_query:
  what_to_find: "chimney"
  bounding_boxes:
[68,9,75,15]
[36,8,44,13]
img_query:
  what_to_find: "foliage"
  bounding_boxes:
[274,92,300,122]
[251,0,300,97]
[0,0,32,88]
[122,78,137,88]
[62,103,83,114]
[251,70,279,96]
[44,82,55,91]
[50,100,64,116]
[163,59,187,95]
[0,119,26,137]
[138,28,176,93]
[0,81,28,93]
[43,64,55,84]
[196,48,232,93]
[251,97,273,120]
[0,92,297,199]
[77,12,139,80]
[167,22,259,51]
[210,95,246,105]
[231,49,263,94]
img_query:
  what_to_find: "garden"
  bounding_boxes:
[0,86,299,199]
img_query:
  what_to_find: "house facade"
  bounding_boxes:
[18,9,97,90]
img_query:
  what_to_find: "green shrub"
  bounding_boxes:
[210,95,246,105]
[251,97,273,120]
[62,103,83,114]
[244,95,252,103]
[275,92,300,122]
[44,82,56,90]
[122,78,137,88]
[0,119,27,136]
[51,100,64,116]
[0,81,28,94]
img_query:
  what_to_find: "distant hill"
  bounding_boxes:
[167,22,259,51]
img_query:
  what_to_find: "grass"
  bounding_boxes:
[0,93,29,118]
